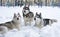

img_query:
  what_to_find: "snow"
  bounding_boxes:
[0,6,60,37]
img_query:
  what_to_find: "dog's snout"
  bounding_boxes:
[17,18,19,20]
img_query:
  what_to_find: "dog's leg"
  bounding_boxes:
[24,17,26,26]
[49,20,52,26]
[25,20,28,26]
[16,25,20,31]
[41,19,44,28]
[30,21,32,26]
[24,17,28,26]
[29,18,32,26]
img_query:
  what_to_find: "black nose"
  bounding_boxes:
[17,18,19,20]
[24,11,26,12]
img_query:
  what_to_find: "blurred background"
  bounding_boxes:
[0,0,60,7]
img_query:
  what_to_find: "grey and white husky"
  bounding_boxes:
[22,5,34,26]
[34,12,57,29]
[0,13,21,35]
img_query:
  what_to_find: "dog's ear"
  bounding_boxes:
[40,13,41,16]
[14,13,17,18]
[39,13,42,19]
[18,13,21,17]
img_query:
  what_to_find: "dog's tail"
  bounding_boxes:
[51,19,57,24]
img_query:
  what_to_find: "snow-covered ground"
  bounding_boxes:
[0,6,60,37]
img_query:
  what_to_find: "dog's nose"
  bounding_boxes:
[24,11,26,12]
[17,18,19,20]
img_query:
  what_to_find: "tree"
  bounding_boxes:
[0,0,2,6]
[45,0,47,6]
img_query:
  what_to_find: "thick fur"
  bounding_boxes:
[34,12,57,29]
[43,19,57,26]
[22,5,34,26]
[23,12,34,26]
[0,13,21,34]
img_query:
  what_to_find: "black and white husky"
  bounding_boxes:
[34,12,57,29]
[22,5,34,26]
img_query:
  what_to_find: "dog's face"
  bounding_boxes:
[23,5,30,15]
[34,12,42,20]
[34,13,42,24]
[13,13,21,24]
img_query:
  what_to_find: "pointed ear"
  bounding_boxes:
[39,13,42,19]
[40,13,41,16]
[14,13,17,18]
[18,13,21,17]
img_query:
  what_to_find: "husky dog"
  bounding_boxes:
[0,13,21,35]
[22,4,34,26]
[34,12,43,28]
[34,12,57,29]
